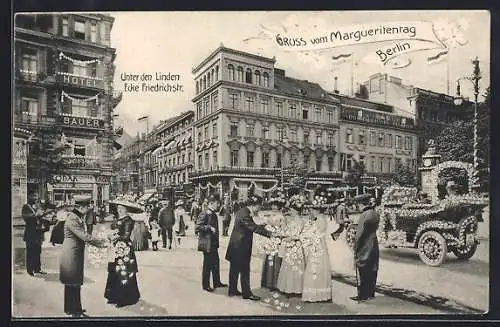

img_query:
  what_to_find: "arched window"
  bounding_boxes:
[196,81,199,94]
[263,72,269,87]
[211,69,215,83]
[207,72,211,88]
[215,66,219,81]
[237,66,244,82]
[203,76,207,90]
[245,68,252,84]
[254,70,261,85]
[228,64,235,81]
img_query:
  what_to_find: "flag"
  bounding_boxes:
[332,53,352,64]
[427,50,448,65]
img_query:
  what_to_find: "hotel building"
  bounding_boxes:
[13,13,121,213]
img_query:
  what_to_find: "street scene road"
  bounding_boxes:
[12,213,488,318]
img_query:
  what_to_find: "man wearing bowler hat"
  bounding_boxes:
[85,200,97,235]
[225,195,275,300]
[22,192,47,276]
[59,196,106,317]
[351,194,379,302]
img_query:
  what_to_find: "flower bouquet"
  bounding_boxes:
[88,225,115,266]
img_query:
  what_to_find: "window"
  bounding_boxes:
[386,134,393,148]
[263,72,269,87]
[197,128,202,143]
[213,150,218,167]
[90,23,97,42]
[290,130,297,142]
[230,93,238,109]
[245,96,254,111]
[405,136,413,150]
[245,68,252,83]
[182,154,185,164]
[71,101,88,116]
[246,151,254,167]
[396,135,403,149]
[215,66,219,81]
[196,102,202,118]
[246,124,254,137]
[74,143,86,156]
[205,152,209,169]
[62,17,69,36]
[262,152,270,168]
[21,48,37,72]
[230,122,238,137]
[346,154,353,171]
[276,101,283,116]
[302,108,309,120]
[207,73,211,88]
[289,104,297,118]
[328,134,334,146]
[387,157,392,173]
[202,76,206,90]
[303,154,310,167]
[276,153,282,168]
[21,97,38,121]
[316,158,322,171]
[212,121,217,138]
[263,126,270,139]
[72,62,88,77]
[359,130,366,145]
[325,110,333,123]
[315,107,322,121]
[254,71,261,85]
[204,125,209,139]
[328,156,335,171]
[359,155,365,168]
[370,132,376,146]
[277,127,285,141]
[212,92,218,111]
[379,157,383,173]
[304,132,309,143]
[228,64,235,81]
[198,154,202,168]
[346,129,353,144]
[378,133,385,147]
[74,20,86,40]
[261,99,269,114]
[236,67,244,82]
[316,134,322,145]
[188,152,191,162]
[204,98,209,116]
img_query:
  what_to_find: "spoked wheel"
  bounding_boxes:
[345,224,357,249]
[418,230,447,267]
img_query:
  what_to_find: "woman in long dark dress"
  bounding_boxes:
[104,201,142,307]
[261,199,286,290]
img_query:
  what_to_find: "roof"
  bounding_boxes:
[274,73,332,102]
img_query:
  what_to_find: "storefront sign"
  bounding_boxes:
[96,176,111,184]
[59,115,104,129]
[51,174,95,184]
[52,183,94,189]
[56,74,104,89]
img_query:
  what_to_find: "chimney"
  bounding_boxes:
[334,76,339,94]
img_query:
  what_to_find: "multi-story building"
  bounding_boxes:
[333,93,418,183]
[190,46,341,200]
[112,133,141,196]
[13,13,121,209]
[363,73,472,162]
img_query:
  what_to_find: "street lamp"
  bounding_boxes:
[280,132,288,191]
[453,57,481,193]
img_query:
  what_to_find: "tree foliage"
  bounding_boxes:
[392,162,416,186]
[344,159,365,187]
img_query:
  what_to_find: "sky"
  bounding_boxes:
[108,10,490,137]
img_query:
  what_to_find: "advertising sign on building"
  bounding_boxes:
[58,115,104,129]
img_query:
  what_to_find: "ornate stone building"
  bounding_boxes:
[190,46,341,200]
[13,13,121,210]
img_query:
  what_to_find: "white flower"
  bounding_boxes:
[264,298,271,303]
[273,293,279,298]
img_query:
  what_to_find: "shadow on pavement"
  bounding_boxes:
[40,272,95,284]
[113,299,169,316]
[380,248,489,277]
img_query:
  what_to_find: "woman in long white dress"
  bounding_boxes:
[174,200,187,247]
[130,212,149,251]
[300,206,332,302]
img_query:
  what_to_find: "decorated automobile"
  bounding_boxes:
[344,184,488,267]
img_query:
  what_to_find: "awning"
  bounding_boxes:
[137,191,156,203]
[152,145,163,156]
[165,139,176,150]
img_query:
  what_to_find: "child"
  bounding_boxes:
[149,220,161,251]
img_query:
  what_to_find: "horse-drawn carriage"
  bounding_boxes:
[344,163,488,267]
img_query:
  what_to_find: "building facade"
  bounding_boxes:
[112,138,142,196]
[334,94,418,182]
[13,13,121,209]
[190,46,341,200]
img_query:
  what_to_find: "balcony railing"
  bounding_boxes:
[16,69,40,82]
[61,155,100,169]
[341,108,415,129]
[55,71,105,90]
[16,112,39,123]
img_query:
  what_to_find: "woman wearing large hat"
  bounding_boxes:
[104,200,143,307]
[174,199,187,247]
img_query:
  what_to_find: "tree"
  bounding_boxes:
[392,162,416,186]
[344,159,365,187]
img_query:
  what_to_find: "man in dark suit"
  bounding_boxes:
[22,192,47,276]
[352,196,380,302]
[158,200,175,249]
[195,194,227,292]
[225,195,274,300]
[85,200,97,234]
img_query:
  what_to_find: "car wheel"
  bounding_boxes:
[453,243,477,260]
[418,230,447,267]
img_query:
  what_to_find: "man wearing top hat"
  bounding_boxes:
[59,196,106,317]
[158,199,175,249]
[351,194,379,302]
[225,195,275,300]
[195,194,227,292]
[22,192,47,276]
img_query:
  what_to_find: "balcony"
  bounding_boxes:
[341,108,415,130]
[61,155,100,169]
[16,69,45,82]
[55,71,105,90]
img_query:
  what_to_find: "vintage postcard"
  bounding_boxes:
[12,10,490,318]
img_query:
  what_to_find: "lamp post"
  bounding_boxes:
[280,132,288,191]
[453,57,481,193]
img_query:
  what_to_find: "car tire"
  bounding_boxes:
[418,230,447,267]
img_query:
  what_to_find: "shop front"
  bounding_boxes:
[48,173,110,205]
[12,130,30,218]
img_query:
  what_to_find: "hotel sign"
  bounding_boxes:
[56,74,104,89]
[59,115,104,129]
